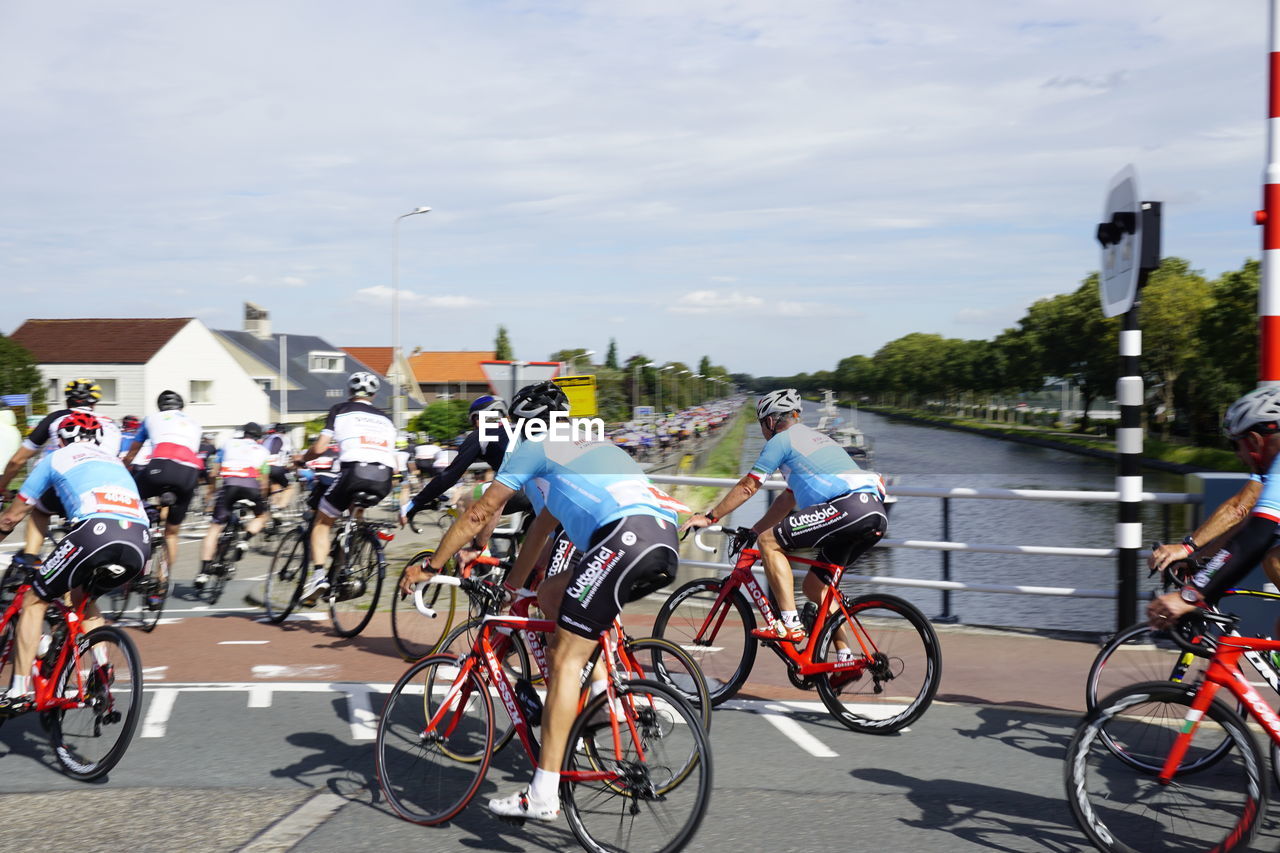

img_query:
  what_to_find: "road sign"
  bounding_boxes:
[1097,165,1142,318]
[633,405,655,421]
[1,394,30,406]
[479,361,561,404]
[554,374,598,418]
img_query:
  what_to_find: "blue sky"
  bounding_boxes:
[0,1,1268,376]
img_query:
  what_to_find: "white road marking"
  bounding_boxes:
[255,612,327,623]
[238,791,347,853]
[248,686,273,708]
[219,640,270,645]
[142,666,168,681]
[756,702,838,757]
[141,688,179,738]
[252,664,341,679]
[345,686,377,741]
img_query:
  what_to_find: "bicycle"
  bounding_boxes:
[306,491,395,637]
[106,498,171,632]
[390,545,502,661]
[0,557,143,780]
[1065,609,1280,853]
[261,514,313,624]
[203,497,259,604]
[652,525,941,733]
[375,574,713,852]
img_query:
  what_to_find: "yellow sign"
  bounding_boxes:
[554,374,599,417]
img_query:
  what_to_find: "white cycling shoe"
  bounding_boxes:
[488,789,560,822]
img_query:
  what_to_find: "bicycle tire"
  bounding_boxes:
[1064,681,1264,853]
[0,621,14,730]
[628,636,713,732]
[391,550,458,660]
[49,625,143,781]
[376,653,494,825]
[138,540,168,632]
[652,578,756,706]
[203,527,237,605]
[105,576,131,622]
[264,528,308,624]
[813,593,941,734]
[562,678,712,853]
[329,528,384,638]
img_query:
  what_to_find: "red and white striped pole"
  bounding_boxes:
[1259,0,1280,384]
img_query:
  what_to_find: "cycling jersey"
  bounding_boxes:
[494,436,682,550]
[749,423,884,510]
[24,408,123,458]
[262,433,293,466]
[321,400,396,467]
[216,438,272,485]
[405,429,511,516]
[414,443,440,461]
[432,447,457,471]
[196,440,217,467]
[307,446,339,473]
[118,429,139,457]
[134,410,203,468]
[19,442,148,524]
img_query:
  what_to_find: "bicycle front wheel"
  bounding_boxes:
[264,528,308,624]
[1064,681,1264,853]
[652,578,756,706]
[813,593,941,734]
[1086,622,1217,712]
[391,550,458,660]
[329,530,384,638]
[49,625,143,780]
[563,678,712,853]
[376,654,494,825]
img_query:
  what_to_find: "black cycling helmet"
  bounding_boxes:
[157,389,184,411]
[509,381,569,424]
[242,421,264,439]
[64,378,102,406]
[274,422,288,433]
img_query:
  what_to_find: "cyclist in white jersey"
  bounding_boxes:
[299,372,398,604]
[196,422,272,589]
[262,424,296,512]
[684,388,888,643]
[0,379,122,559]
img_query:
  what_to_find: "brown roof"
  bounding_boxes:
[341,347,393,376]
[408,351,497,383]
[10,318,192,364]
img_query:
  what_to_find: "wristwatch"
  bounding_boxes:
[1180,586,1203,604]
[1181,534,1199,554]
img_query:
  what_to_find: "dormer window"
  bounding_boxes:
[309,352,346,373]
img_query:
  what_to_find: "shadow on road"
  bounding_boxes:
[953,706,1076,762]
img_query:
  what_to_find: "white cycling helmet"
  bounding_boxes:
[1223,386,1280,439]
[756,388,802,421]
[348,371,381,397]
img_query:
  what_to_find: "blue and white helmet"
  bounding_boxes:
[1223,386,1280,439]
[348,371,380,397]
[756,388,802,421]
[469,395,508,419]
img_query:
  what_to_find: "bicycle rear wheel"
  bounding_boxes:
[376,654,494,825]
[651,578,756,706]
[264,528,308,624]
[1064,681,1264,853]
[627,636,713,732]
[813,593,941,734]
[329,529,384,638]
[391,550,458,660]
[49,626,143,780]
[137,541,168,633]
[563,678,712,853]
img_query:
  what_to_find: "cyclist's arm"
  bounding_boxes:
[403,433,483,516]
[682,472,760,531]
[302,432,331,463]
[0,445,36,494]
[122,422,150,467]
[258,461,271,498]
[1150,478,1262,570]
[505,507,558,590]
[428,481,516,571]
[0,497,32,538]
[751,489,796,535]
[1150,512,1280,626]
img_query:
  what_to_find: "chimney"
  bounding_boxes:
[244,301,271,339]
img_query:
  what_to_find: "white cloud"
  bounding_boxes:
[355,285,482,309]
[281,276,306,287]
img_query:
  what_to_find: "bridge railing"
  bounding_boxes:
[647,473,1202,623]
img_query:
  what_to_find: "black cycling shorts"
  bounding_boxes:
[545,529,580,580]
[414,460,434,475]
[773,491,888,581]
[557,514,678,640]
[134,459,199,525]
[268,466,290,489]
[33,517,148,601]
[213,485,268,525]
[318,463,392,518]
[307,474,339,510]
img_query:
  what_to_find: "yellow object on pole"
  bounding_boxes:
[553,374,599,417]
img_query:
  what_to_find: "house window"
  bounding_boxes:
[95,378,118,405]
[48,378,60,402]
[190,380,213,404]
[308,352,345,373]
[325,389,343,398]
[256,378,274,392]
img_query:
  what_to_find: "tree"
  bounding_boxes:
[1141,257,1211,437]
[408,399,470,442]
[0,335,42,409]
[605,339,619,369]
[495,325,513,360]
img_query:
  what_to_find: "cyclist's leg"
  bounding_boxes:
[1,588,48,710]
[1264,543,1280,639]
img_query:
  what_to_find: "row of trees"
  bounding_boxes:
[746,257,1260,443]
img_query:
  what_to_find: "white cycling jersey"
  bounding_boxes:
[217,437,271,483]
[321,399,396,468]
[136,410,203,468]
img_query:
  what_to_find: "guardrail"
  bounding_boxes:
[648,472,1202,623]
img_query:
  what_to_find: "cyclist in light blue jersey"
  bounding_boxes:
[684,388,888,643]
[400,381,684,823]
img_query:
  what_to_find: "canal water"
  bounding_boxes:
[727,404,1194,635]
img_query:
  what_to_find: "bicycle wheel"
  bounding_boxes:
[48,625,143,781]
[435,618,532,756]
[563,678,712,853]
[1064,681,1264,853]
[391,550,458,660]
[138,542,168,633]
[203,529,236,604]
[0,622,14,729]
[329,529,384,638]
[813,593,941,734]
[264,528,308,624]
[376,654,494,825]
[627,636,713,732]
[652,578,756,706]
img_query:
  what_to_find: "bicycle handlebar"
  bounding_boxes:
[692,526,723,553]
[1168,609,1237,658]
[413,575,461,618]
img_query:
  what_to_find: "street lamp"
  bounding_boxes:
[658,365,675,414]
[693,373,703,405]
[634,361,653,412]
[570,349,596,375]
[678,369,690,411]
[392,206,431,429]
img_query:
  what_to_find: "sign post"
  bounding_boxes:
[1097,164,1162,633]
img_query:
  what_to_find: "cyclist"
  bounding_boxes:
[682,388,887,643]
[196,422,272,589]
[123,390,203,600]
[1150,386,1280,628]
[412,436,440,481]
[118,415,142,457]
[0,379,122,559]
[262,423,296,513]
[196,432,219,512]
[399,381,681,821]
[299,372,397,605]
[0,412,149,715]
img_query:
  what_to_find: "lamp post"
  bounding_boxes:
[634,361,653,411]
[678,369,690,411]
[392,206,431,430]
[693,373,703,405]
[570,349,595,375]
[658,365,675,414]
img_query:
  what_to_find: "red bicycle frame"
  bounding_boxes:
[0,583,95,713]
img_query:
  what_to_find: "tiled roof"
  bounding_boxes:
[10,318,192,364]
[408,351,497,384]
[341,347,393,376]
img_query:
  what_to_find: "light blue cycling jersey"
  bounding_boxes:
[749,423,884,510]
[19,442,148,524]
[496,437,679,550]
